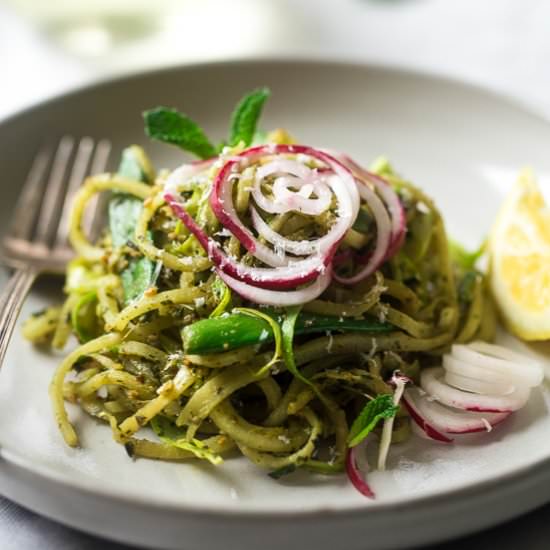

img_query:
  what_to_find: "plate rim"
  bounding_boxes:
[1,57,550,521]
[1,55,548,130]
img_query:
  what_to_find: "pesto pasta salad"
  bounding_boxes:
[23,88,544,498]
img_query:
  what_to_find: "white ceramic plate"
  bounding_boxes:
[1,60,550,550]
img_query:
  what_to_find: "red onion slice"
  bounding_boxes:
[345,444,375,499]
[421,368,529,413]
[165,192,327,290]
[216,266,332,306]
[334,180,392,285]
[252,159,332,216]
[361,171,406,260]
[250,191,353,259]
[164,159,216,193]
[210,145,359,269]
[250,207,319,257]
[327,152,406,261]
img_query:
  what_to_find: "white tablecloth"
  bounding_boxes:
[1,0,549,548]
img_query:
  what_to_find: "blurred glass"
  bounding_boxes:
[1,0,307,65]
[3,0,179,56]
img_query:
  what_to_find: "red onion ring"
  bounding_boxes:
[250,179,353,258]
[333,179,392,285]
[216,266,332,306]
[252,159,332,216]
[209,145,359,268]
[164,192,327,290]
[334,153,406,260]
[164,158,216,192]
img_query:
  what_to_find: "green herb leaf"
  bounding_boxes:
[347,394,398,447]
[118,145,154,183]
[251,129,269,145]
[108,196,143,248]
[229,87,270,147]
[143,107,217,159]
[281,305,312,388]
[234,307,282,376]
[120,257,155,304]
[281,307,328,403]
[109,146,156,304]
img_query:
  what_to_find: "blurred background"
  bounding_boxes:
[1,0,550,119]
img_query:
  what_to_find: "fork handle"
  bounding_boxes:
[0,267,38,367]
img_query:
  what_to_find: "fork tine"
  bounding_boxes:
[34,136,75,247]
[9,147,51,241]
[55,137,94,248]
[83,139,112,241]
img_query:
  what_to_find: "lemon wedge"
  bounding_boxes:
[489,168,550,340]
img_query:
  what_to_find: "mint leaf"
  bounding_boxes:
[347,394,398,447]
[143,107,217,159]
[229,87,270,147]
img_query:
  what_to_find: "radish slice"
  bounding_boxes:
[451,343,543,387]
[346,444,375,499]
[421,368,529,413]
[402,391,453,443]
[444,371,516,397]
[443,355,522,387]
[216,266,332,306]
[404,387,510,434]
